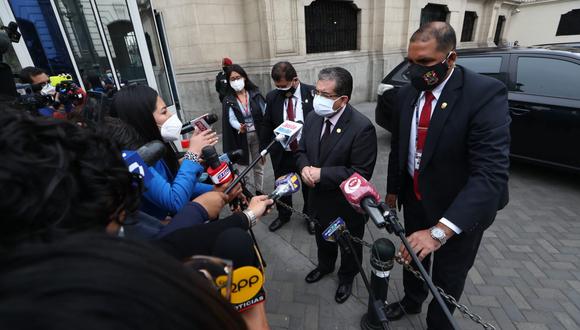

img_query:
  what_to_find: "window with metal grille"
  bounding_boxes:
[305,0,359,54]
[420,3,449,26]
[556,9,580,36]
[461,11,477,42]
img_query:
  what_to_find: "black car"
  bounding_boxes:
[375,45,580,171]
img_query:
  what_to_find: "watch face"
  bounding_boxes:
[432,227,445,239]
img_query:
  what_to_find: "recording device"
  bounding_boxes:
[223,121,303,195]
[268,172,301,201]
[122,140,165,184]
[201,145,234,185]
[273,120,303,149]
[1,22,20,99]
[340,172,386,228]
[54,79,84,107]
[0,22,20,45]
[181,113,218,134]
[15,83,52,112]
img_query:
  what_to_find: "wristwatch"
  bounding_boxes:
[430,226,447,245]
[183,151,200,163]
[243,210,257,228]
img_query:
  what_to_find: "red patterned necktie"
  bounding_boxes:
[413,91,435,200]
[287,96,298,151]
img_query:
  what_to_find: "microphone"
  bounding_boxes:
[273,120,303,149]
[322,217,352,254]
[122,140,165,184]
[211,228,266,312]
[181,113,218,134]
[340,172,386,228]
[201,145,233,185]
[219,149,244,165]
[268,172,301,201]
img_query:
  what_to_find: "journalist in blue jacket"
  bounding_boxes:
[113,85,219,220]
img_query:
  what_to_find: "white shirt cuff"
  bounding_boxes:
[440,218,462,234]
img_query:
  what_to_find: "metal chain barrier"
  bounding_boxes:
[247,181,496,329]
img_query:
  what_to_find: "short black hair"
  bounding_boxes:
[0,234,247,330]
[0,108,141,249]
[410,21,456,53]
[317,67,353,100]
[271,61,297,82]
[99,116,145,150]
[19,66,47,84]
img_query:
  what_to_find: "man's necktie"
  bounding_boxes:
[320,119,332,147]
[286,96,298,151]
[413,91,435,200]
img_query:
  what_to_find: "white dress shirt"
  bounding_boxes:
[407,68,462,234]
[282,83,305,150]
[320,105,346,139]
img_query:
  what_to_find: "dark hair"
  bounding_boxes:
[225,64,259,96]
[0,234,247,330]
[86,73,103,90]
[318,67,353,100]
[271,61,297,82]
[410,21,456,53]
[0,109,141,250]
[112,85,179,174]
[19,66,47,84]
[99,116,145,150]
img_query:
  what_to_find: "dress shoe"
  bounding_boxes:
[384,301,421,321]
[335,282,352,304]
[269,218,289,232]
[305,268,329,283]
[306,220,316,235]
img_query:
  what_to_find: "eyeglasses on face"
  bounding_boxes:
[311,89,340,99]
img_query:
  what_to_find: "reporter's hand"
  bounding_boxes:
[247,195,274,219]
[214,179,243,202]
[188,129,218,155]
[386,194,397,209]
[192,191,228,220]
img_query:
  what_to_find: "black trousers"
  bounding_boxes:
[273,151,309,221]
[401,175,484,330]
[314,214,365,284]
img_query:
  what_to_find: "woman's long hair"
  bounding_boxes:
[0,234,247,330]
[112,85,179,175]
[224,64,259,97]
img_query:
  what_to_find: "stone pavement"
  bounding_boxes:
[248,102,580,330]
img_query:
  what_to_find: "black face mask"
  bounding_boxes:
[284,86,297,98]
[408,54,451,91]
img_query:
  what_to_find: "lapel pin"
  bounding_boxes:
[305,99,309,103]
[336,128,342,134]
[441,102,448,110]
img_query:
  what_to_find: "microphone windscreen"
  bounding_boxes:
[205,113,219,125]
[136,140,165,166]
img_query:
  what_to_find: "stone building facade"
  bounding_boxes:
[152,0,520,120]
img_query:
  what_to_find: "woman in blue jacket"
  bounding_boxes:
[113,85,218,221]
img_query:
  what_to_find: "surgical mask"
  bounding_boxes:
[159,114,183,142]
[230,79,245,92]
[40,83,56,96]
[313,95,339,117]
[408,52,452,91]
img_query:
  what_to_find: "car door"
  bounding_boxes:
[508,54,580,170]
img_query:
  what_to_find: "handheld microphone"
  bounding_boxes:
[268,172,301,201]
[122,140,165,184]
[340,173,386,228]
[181,113,218,134]
[273,120,303,149]
[322,217,351,254]
[201,145,233,185]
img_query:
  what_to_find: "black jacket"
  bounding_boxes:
[387,66,510,233]
[295,104,378,227]
[215,71,228,102]
[221,89,266,165]
[260,83,315,171]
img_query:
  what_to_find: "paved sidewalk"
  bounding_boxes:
[250,102,580,330]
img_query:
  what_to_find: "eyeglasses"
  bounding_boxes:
[184,255,234,301]
[311,89,340,99]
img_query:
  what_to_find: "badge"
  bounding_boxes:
[336,128,342,134]
[441,102,448,110]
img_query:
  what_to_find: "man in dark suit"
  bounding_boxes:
[385,22,510,329]
[296,67,377,304]
[260,62,316,233]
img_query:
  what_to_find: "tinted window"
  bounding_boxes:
[392,62,411,83]
[516,57,580,100]
[456,56,505,82]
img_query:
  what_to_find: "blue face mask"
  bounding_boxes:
[313,95,339,117]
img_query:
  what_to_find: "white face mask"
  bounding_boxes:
[40,83,56,96]
[230,79,245,92]
[160,114,183,142]
[313,94,339,117]
[277,86,291,91]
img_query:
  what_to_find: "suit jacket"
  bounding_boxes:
[260,83,315,171]
[387,66,510,233]
[296,104,378,227]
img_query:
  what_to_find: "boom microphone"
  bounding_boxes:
[340,173,386,228]
[181,113,218,134]
[136,140,165,166]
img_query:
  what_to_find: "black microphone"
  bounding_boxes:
[135,140,166,166]
[201,145,234,185]
[181,113,218,134]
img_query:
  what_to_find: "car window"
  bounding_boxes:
[392,62,411,83]
[515,57,580,100]
[456,56,506,82]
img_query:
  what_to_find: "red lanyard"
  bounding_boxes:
[236,92,250,116]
